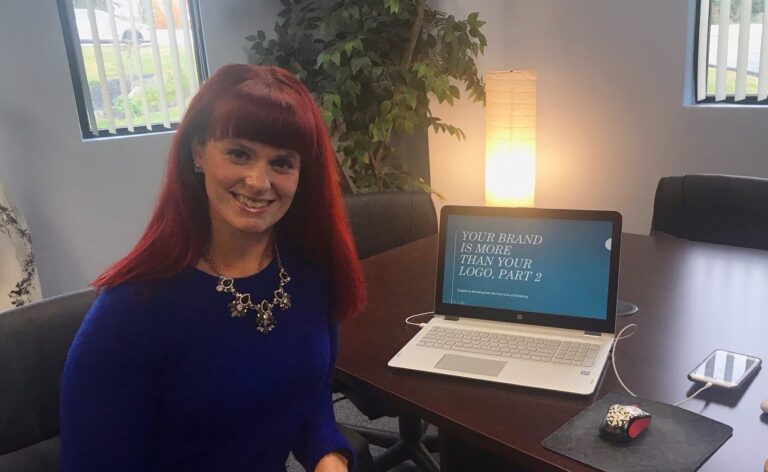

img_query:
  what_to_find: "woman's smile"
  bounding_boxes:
[194,138,301,238]
[232,192,274,212]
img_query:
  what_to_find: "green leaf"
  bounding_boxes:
[344,39,358,56]
[316,51,328,68]
[323,93,341,109]
[350,56,372,74]
[320,109,333,126]
[331,50,341,66]
[384,0,400,14]
[243,0,486,192]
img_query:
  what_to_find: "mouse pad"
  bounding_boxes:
[542,391,732,472]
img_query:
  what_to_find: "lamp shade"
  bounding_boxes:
[484,70,536,207]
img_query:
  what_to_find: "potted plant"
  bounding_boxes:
[248,0,487,193]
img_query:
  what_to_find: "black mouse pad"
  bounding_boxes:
[542,391,732,472]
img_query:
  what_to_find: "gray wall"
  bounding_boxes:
[1,0,766,298]
[0,0,279,297]
[428,0,768,233]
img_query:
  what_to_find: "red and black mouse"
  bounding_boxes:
[599,404,651,442]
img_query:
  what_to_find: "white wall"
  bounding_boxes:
[0,0,279,297]
[428,0,768,234]
[2,0,767,297]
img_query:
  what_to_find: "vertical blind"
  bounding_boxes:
[66,0,202,135]
[698,0,768,102]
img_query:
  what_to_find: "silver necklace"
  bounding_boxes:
[203,242,291,333]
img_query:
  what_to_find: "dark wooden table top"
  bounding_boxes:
[337,232,768,471]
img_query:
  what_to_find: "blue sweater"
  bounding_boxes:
[60,250,352,471]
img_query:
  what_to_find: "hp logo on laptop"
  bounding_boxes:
[516,314,523,320]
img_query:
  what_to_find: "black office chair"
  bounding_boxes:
[0,289,96,471]
[651,174,768,250]
[339,190,440,472]
[0,289,373,471]
[344,191,439,259]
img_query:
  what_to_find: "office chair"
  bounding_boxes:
[0,289,373,471]
[0,289,96,471]
[344,191,439,260]
[340,190,440,472]
[651,174,768,251]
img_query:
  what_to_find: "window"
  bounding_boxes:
[57,0,208,138]
[696,0,768,103]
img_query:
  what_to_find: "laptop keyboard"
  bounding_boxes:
[417,326,600,367]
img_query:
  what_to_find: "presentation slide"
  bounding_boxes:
[442,214,613,319]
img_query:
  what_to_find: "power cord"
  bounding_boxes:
[611,323,715,406]
[403,314,716,406]
[673,382,714,407]
[405,311,434,327]
[611,323,640,396]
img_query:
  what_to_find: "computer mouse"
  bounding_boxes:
[599,404,651,441]
[760,398,768,414]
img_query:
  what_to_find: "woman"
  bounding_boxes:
[60,64,366,472]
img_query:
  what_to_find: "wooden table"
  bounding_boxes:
[336,233,768,471]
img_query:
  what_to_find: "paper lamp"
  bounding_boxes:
[484,70,536,207]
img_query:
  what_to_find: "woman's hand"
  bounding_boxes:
[314,451,348,472]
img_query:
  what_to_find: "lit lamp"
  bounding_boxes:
[484,70,536,207]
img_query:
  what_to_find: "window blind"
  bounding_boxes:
[65,0,202,136]
[698,0,767,103]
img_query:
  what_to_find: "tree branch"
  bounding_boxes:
[329,129,355,195]
[401,0,425,67]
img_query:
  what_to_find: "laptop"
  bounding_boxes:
[388,205,622,395]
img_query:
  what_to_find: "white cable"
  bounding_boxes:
[611,323,640,397]
[405,311,434,327]
[401,316,717,406]
[673,382,714,407]
[612,323,715,406]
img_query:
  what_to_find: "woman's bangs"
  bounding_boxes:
[208,86,315,158]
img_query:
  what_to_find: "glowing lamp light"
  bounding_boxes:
[485,70,536,207]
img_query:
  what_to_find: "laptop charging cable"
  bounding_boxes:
[405,311,435,327]
[611,323,714,406]
[406,317,715,406]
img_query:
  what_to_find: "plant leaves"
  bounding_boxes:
[350,56,371,74]
[244,0,486,193]
[331,50,341,66]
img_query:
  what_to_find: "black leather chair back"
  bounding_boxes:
[344,191,437,259]
[0,289,96,471]
[651,174,768,250]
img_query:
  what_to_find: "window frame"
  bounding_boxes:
[694,0,768,105]
[57,0,209,139]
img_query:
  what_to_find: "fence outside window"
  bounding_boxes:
[58,0,207,138]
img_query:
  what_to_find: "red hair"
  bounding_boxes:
[93,64,366,320]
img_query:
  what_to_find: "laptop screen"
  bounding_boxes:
[435,207,622,334]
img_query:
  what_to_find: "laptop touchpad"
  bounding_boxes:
[435,354,506,377]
